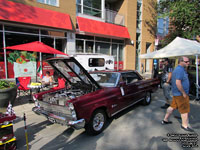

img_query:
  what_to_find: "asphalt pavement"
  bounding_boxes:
[12,88,200,150]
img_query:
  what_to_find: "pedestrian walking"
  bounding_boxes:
[161,56,194,132]
[161,58,173,109]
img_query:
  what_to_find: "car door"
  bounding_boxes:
[120,72,145,106]
[105,86,126,115]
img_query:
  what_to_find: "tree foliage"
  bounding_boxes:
[158,0,200,45]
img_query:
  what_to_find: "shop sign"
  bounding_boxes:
[7,51,37,78]
[14,61,36,77]
[114,61,123,70]
[119,61,123,70]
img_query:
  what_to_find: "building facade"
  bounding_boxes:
[0,0,157,79]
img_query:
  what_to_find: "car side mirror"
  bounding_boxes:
[119,81,126,87]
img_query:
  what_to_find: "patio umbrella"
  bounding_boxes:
[3,41,68,56]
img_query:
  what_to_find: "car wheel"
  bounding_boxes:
[142,92,151,105]
[85,109,107,135]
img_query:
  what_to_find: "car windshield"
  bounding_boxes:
[90,72,119,87]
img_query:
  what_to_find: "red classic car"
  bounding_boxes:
[32,57,160,135]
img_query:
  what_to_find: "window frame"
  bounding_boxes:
[37,0,59,7]
[121,72,141,84]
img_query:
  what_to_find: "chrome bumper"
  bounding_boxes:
[32,107,85,130]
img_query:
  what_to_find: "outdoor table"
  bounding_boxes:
[28,82,44,93]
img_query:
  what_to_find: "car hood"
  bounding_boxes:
[46,57,101,92]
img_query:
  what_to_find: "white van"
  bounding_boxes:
[72,54,115,72]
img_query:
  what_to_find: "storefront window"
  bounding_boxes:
[76,34,94,40]
[95,42,110,55]
[5,32,39,78]
[119,45,123,61]
[41,37,54,59]
[96,37,111,42]
[112,39,124,44]
[86,41,94,53]
[1,24,68,79]
[112,44,117,61]
[76,40,84,53]
[55,38,67,52]
[75,34,124,69]
[5,32,39,47]
[5,25,39,34]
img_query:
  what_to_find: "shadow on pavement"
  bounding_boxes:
[40,129,103,150]
[15,120,54,150]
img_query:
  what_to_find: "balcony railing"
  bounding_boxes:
[76,4,125,26]
[105,9,124,26]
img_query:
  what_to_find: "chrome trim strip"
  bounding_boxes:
[111,98,144,117]
[32,107,85,130]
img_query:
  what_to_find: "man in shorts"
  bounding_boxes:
[161,56,194,132]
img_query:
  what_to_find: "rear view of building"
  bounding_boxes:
[0,0,157,79]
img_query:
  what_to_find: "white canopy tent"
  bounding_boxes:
[140,37,200,59]
[140,37,200,99]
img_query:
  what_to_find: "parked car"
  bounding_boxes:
[32,57,160,135]
[187,65,200,96]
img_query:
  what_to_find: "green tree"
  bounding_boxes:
[158,0,200,45]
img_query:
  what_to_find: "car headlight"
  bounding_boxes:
[68,102,74,110]
[66,102,77,120]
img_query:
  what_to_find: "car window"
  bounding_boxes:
[121,72,141,84]
[90,72,119,87]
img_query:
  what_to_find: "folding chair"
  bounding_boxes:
[51,77,66,90]
[16,77,32,97]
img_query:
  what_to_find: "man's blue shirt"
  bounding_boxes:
[171,65,190,96]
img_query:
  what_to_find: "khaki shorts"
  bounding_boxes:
[170,95,190,114]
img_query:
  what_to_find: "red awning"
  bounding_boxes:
[0,0,72,30]
[77,16,130,39]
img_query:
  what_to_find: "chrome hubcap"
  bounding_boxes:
[93,113,104,131]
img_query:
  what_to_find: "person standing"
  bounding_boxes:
[161,56,194,132]
[161,58,173,109]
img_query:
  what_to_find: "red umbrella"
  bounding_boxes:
[3,41,68,56]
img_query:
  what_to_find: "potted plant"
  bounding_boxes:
[0,80,17,111]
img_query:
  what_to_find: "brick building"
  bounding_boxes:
[0,0,157,79]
